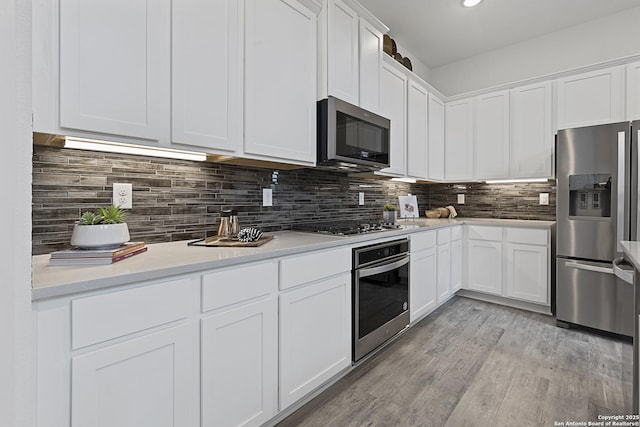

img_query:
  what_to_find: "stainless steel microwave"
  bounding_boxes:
[317,96,390,172]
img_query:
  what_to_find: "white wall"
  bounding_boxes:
[430,6,640,96]
[391,39,431,84]
[0,0,35,426]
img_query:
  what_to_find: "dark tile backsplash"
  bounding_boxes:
[32,145,556,255]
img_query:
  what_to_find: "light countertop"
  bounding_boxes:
[32,217,555,300]
[621,241,640,271]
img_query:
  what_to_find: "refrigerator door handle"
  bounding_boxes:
[617,131,626,253]
[564,261,614,275]
[613,256,634,284]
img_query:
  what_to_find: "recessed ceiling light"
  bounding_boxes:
[462,0,483,7]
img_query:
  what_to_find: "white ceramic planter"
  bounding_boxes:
[70,223,130,249]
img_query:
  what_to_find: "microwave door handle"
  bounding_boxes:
[358,256,410,278]
[564,261,614,276]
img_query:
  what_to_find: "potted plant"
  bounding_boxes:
[70,205,130,249]
[383,202,397,224]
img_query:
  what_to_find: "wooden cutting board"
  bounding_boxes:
[191,235,274,247]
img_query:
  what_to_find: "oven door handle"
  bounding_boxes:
[358,256,410,278]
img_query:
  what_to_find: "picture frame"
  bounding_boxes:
[398,195,419,218]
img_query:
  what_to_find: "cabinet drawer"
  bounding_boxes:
[451,225,462,241]
[202,261,278,312]
[437,227,451,245]
[72,277,196,350]
[280,247,351,290]
[411,231,436,251]
[467,225,502,241]
[504,228,549,246]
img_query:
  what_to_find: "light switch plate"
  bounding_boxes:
[539,193,549,205]
[358,192,365,206]
[457,194,465,204]
[263,188,273,206]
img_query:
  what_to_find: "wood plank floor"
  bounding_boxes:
[277,296,633,427]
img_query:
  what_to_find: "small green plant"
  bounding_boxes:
[383,202,396,211]
[77,205,127,225]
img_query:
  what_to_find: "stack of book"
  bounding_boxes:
[49,242,147,266]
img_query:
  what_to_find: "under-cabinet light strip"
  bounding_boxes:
[484,178,550,184]
[64,137,208,162]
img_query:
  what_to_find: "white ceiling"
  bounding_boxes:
[358,0,640,69]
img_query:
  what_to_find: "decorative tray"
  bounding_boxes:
[188,235,274,248]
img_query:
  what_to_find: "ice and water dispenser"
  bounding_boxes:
[568,174,612,218]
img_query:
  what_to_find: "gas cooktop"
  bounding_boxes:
[292,220,400,236]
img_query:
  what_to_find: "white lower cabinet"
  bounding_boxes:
[279,273,352,410]
[451,239,462,293]
[36,276,200,427]
[467,239,503,296]
[201,298,277,427]
[463,225,551,309]
[504,243,549,305]
[410,231,437,323]
[436,229,452,304]
[72,324,198,427]
[200,261,278,427]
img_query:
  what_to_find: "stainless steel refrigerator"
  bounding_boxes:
[556,121,637,337]
[556,121,638,413]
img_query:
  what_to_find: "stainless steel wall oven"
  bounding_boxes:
[352,238,410,362]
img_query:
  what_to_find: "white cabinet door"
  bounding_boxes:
[467,239,503,296]
[244,0,318,163]
[407,78,428,179]
[71,324,197,427]
[410,246,437,323]
[436,243,451,304]
[510,81,554,179]
[279,274,351,410]
[201,298,277,427]
[358,17,383,114]
[171,0,241,153]
[59,0,170,142]
[428,93,446,181]
[326,0,359,105]
[474,90,510,180]
[627,61,640,121]
[445,98,474,181]
[504,243,548,304]
[379,59,407,176]
[451,239,462,293]
[555,65,625,130]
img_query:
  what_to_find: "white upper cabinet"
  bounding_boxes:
[319,0,387,114]
[445,98,474,181]
[474,90,510,180]
[324,0,359,105]
[244,0,320,164]
[427,93,446,181]
[379,58,408,176]
[58,0,170,143]
[358,17,383,114]
[627,61,640,121]
[510,81,554,179]
[555,65,625,130]
[406,78,429,179]
[171,0,242,153]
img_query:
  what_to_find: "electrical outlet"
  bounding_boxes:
[539,193,549,205]
[457,194,465,204]
[359,192,365,206]
[112,183,132,209]
[263,188,273,206]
